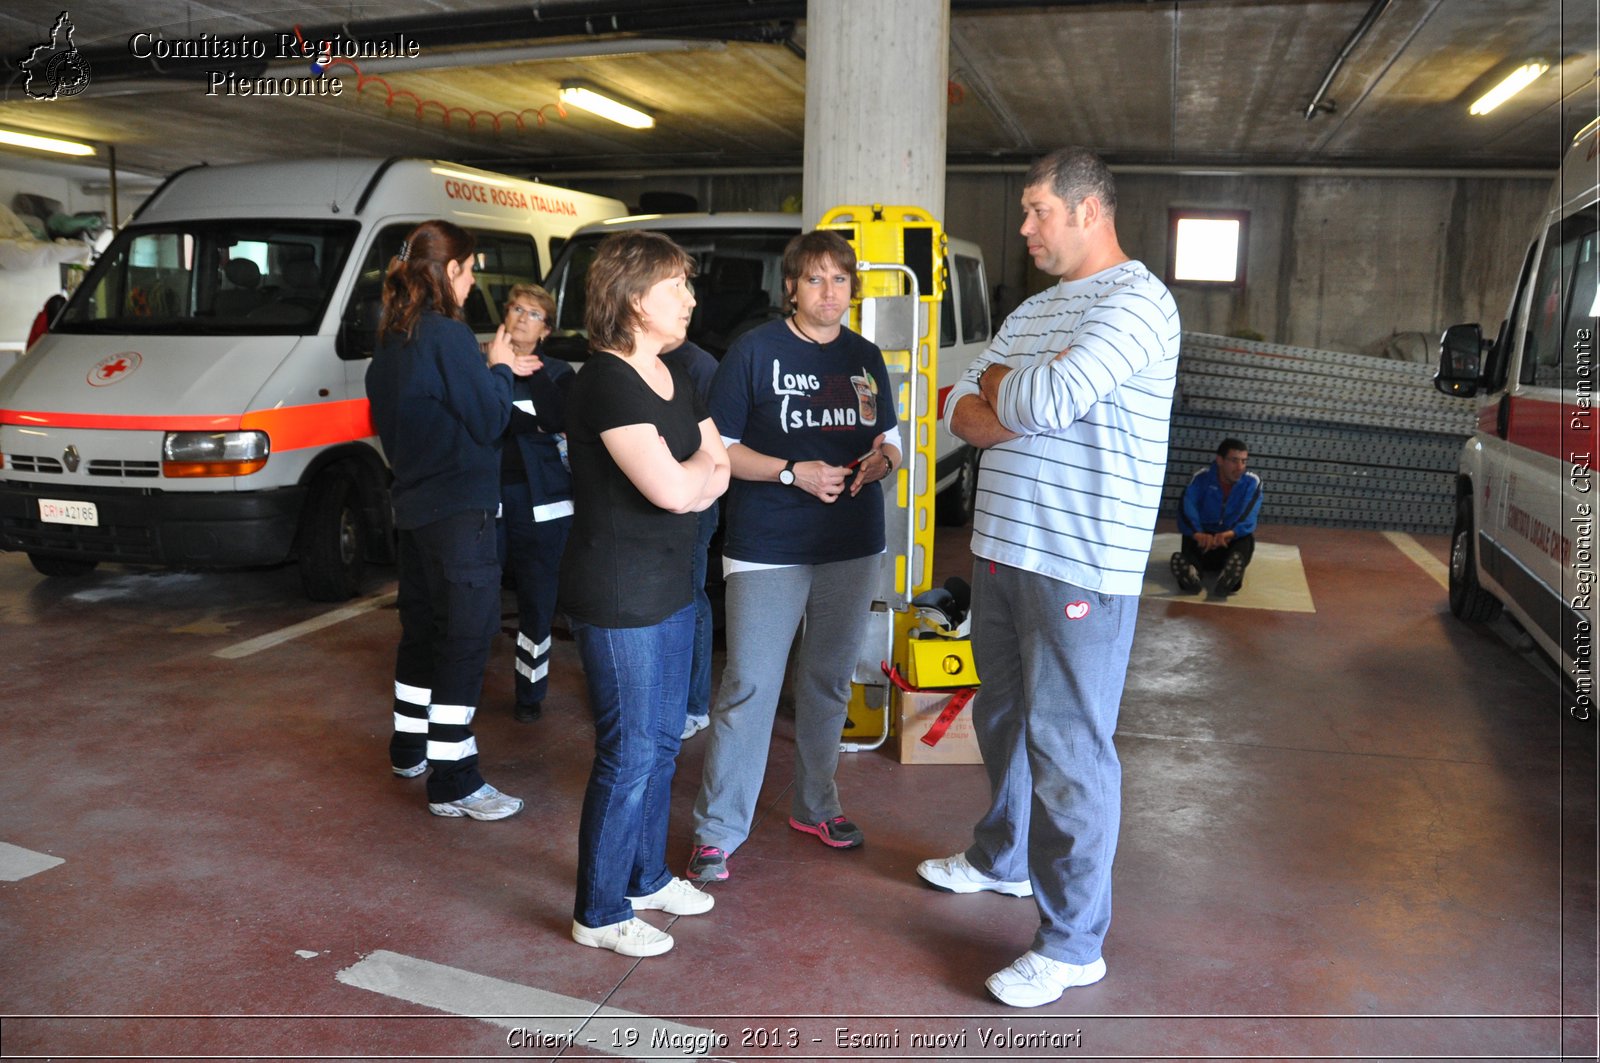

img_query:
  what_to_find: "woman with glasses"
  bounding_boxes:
[492,284,573,724]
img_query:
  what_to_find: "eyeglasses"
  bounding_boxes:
[508,305,548,323]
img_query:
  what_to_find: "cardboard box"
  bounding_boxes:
[896,686,982,765]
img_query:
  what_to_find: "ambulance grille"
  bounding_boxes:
[7,454,64,474]
[88,460,160,479]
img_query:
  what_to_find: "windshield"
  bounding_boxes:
[57,219,359,335]
[546,228,794,358]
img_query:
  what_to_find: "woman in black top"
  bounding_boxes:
[559,231,729,957]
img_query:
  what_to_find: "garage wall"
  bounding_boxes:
[0,168,119,357]
[572,167,1549,359]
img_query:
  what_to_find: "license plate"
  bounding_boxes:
[38,498,99,527]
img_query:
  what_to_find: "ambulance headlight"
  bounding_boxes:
[162,430,270,477]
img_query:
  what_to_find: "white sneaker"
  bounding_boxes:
[680,715,709,740]
[986,950,1106,1007]
[571,917,674,957]
[916,852,1032,897]
[427,783,524,821]
[627,876,714,915]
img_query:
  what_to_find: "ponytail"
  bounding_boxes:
[377,219,476,344]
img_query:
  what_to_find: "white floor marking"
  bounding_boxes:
[1382,530,1450,590]
[0,841,64,881]
[336,950,722,1060]
[213,592,397,659]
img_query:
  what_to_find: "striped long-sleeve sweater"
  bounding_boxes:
[945,260,1182,596]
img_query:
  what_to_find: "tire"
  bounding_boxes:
[936,446,981,527]
[297,471,366,602]
[1448,494,1502,622]
[28,554,97,578]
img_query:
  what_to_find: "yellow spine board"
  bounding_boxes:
[818,204,944,600]
[819,205,952,744]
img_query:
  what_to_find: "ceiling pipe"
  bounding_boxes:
[532,161,1557,181]
[1303,0,1393,119]
[63,0,1221,84]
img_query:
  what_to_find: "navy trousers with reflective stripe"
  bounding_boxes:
[389,509,501,803]
[497,478,571,711]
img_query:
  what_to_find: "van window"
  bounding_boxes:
[954,253,991,344]
[545,228,794,360]
[339,226,542,360]
[466,231,542,331]
[1523,205,1599,389]
[58,221,356,335]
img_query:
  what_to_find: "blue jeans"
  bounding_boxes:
[686,502,718,720]
[571,603,694,928]
[964,560,1138,965]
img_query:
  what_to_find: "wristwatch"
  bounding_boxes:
[778,460,797,486]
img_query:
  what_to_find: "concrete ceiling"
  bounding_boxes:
[0,0,1591,186]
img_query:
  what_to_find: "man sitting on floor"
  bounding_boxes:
[1171,437,1262,596]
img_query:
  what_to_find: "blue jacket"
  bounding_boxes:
[366,312,514,529]
[1179,464,1263,538]
[505,357,575,521]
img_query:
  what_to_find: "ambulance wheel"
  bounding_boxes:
[298,471,366,602]
[28,553,97,578]
[937,446,980,527]
[1449,494,1501,622]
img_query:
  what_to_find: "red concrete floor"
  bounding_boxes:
[0,522,1594,1061]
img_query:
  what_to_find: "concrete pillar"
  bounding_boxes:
[802,0,948,228]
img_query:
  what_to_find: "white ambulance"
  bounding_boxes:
[1435,119,1599,719]
[0,157,623,599]
[541,212,995,525]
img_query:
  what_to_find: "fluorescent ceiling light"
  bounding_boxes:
[559,81,654,129]
[0,127,95,156]
[1469,62,1550,116]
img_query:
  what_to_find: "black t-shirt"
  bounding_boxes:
[558,351,709,628]
[709,318,898,565]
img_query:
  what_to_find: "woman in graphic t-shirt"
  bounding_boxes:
[559,231,729,958]
[686,229,902,884]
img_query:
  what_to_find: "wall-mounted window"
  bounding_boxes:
[1167,209,1248,287]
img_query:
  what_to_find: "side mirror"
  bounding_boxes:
[1435,323,1486,398]
[337,297,381,361]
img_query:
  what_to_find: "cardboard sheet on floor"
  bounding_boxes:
[1142,532,1315,612]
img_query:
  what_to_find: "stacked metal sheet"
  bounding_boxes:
[1163,332,1478,533]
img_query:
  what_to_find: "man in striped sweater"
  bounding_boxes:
[917,147,1182,1007]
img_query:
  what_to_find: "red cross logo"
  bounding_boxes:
[87,350,141,387]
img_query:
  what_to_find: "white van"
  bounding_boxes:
[0,157,623,599]
[1434,119,1599,719]
[541,211,994,524]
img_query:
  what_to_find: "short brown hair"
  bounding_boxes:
[1025,146,1117,218]
[782,229,860,308]
[504,282,555,325]
[584,231,696,355]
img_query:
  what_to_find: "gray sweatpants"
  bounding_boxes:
[964,559,1138,965]
[691,553,882,855]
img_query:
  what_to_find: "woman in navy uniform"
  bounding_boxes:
[494,284,574,722]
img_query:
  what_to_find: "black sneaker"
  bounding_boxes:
[789,815,865,849]
[1169,552,1201,593]
[514,700,542,723]
[1216,553,1245,595]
